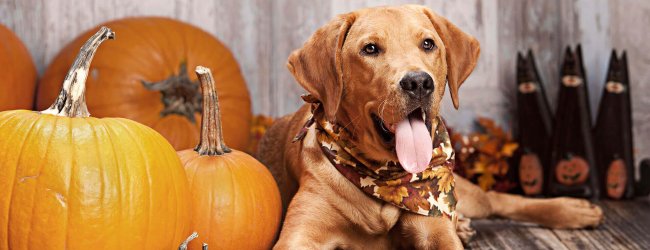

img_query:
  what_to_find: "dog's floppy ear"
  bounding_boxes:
[287,13,356,121]
[417,6,480,109]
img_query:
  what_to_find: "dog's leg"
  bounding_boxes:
[393,212,463,250]
[455,175,604,228]
[274,185,391,250]
[455,215,476,245]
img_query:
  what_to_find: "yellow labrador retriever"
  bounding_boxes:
[258,5,603,249]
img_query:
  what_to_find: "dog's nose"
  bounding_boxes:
[399,71,434,99]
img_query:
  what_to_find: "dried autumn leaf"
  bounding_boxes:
[477,117,494,129]
[472,161,486,174]
[478,173,495,191]
[403,195,431,212]
[501,142,518,157]
[441,188,457,209]
[385,179,402,186]
[432,167,454,193]
[487,162,501,175]
[497,161,509,175]
[422,168,436,179]
[481,139,499,155]
[376,185,409,205]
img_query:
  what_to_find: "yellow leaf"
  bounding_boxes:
[478,174,495,191]
[473,161,486,174]
[487,163,500,175]
[481,139,499,155]
[385,179,402,186]
[422,168,436,179]
[501,142,519,157]
[431,167,455,193]
[376,185,409,205]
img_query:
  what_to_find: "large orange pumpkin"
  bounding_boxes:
[0,23,37,111]
[0,27,190,249]
[178,66,281,250]
[37,17,252,151]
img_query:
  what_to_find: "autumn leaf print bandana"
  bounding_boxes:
[293,94,457,219]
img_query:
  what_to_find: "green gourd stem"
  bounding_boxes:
[194,66,231,155]
[41,26,115,118]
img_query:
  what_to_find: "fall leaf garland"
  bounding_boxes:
[451,117,519,191]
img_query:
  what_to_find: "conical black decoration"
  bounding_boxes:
[515,49,554,196]
[636,159,650,196]
[547,44,599,198]
[594,50,635,199]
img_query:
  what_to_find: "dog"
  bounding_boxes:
[258,5,604,250]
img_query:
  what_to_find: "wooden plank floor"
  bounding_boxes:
[467,198,650,250]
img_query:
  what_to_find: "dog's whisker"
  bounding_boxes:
[342,114,363,134]
[378,93,390,123]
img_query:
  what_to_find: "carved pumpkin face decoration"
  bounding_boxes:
[519,153,543,195]
[606,159,627,199]
[555,155,590,186]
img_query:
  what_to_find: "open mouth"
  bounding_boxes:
[371,108,433,147]
[522,179,538,187]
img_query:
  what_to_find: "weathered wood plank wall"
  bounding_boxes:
[0,0,648,168]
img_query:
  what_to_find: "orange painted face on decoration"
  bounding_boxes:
[555,155,590,186]
[519,153,543,195]
[606,159,627,199]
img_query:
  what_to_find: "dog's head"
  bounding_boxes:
[288,5,480,172]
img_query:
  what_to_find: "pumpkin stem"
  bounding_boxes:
[178,232,198,250]
[194,66,232,155]
[141,62,202,123]
[41,27,115,118]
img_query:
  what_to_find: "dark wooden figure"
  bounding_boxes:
[515,50,554,196]
[594,50,635,199]
[636,159,650,197]
[548,45,599,198]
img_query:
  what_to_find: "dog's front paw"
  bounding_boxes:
[536,197,604,229]
[456,216,476,245]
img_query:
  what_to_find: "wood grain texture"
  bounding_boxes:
[0,0,647,169]
[0,0,272,115]
[469,199,650,249]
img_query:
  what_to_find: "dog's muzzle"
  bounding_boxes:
[400,71,434,100]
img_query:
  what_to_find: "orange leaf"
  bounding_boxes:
[478,174,496,191]
[432,167,455,193]
[376,185,409,205]
[501,142,519,157]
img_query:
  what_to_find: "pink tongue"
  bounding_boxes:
[395,114,433,173]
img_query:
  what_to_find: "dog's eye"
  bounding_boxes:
[422,39,435,51]
[362,44,380,55]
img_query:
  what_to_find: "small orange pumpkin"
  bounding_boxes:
[178,66,281,249]
[555,155,590,186]
[0,27,191,249]
[0,23,37,111]
[37,17,251,151]
[606,159,627,199]
[519,153,543,195]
